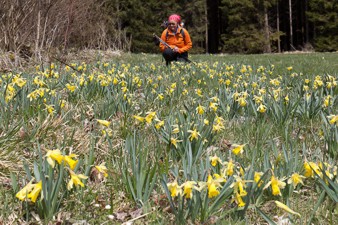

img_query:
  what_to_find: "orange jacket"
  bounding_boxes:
[159,27,192,54]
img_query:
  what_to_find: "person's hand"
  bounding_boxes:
[173,46,179,52]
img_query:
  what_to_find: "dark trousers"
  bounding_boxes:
[163,48,189,66]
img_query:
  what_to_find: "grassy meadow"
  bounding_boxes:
[0,52,337,224]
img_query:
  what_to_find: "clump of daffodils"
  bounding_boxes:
[16,148,108,204]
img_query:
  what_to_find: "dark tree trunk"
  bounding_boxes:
[207,0,219,53]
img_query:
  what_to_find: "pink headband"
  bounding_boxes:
[168,14,181,23]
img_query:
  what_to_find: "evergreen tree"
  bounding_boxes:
[307,0,338,51]
[183,0,207,53]
[221,0,266,53]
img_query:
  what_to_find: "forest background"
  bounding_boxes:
[1,0,338,60]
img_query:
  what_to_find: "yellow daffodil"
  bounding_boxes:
[196,105,205,115]
[97,119,111,127]
[197,175,222,199]
[46,149,64,168]
[235,192,246,207]
[172,125,180,134]
[287,173,305,188]
[155,120,165,130]
[284,95,289,104]
[170,137,182,148]
[230,175,249,197]
[213,173,227,183]
[275,201,301,217]
[204,119,209,125]
[66,83,77,92]
[181,181,197,199]
[240,167,245,177]
[323,95,332,107]
[254,171,264,187]
[33,76,45,86]
[64,154,78,170]
[67,170,88,190]
[145,111,156,124]
[27,181,42,203]
[327,114,338,125]
[167,180,182,198]
[16,179,35,201]
[158,93,164,100]
[257,104,267,113]
[212,123,224,133]
[207,176,221,198]
[304,161,320,178]
[209,102,218,111]
[102,128,113,137]
[264,176,286,196]
[95,162,108,177]
[133,115,145,123]
[195,89,203,97]
[188,128,200,141]
[45,104,55,115]
[231,144,245,155]
[209,155,222,167]
[236,97,247,107]
[13,76,27,87]
[226,160,235,176]
[253,95,263,104]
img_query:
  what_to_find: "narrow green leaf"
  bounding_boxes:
[256,206,277,225]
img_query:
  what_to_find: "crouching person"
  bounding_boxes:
[159,14,192,66]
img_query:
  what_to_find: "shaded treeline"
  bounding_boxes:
[1,0,337,56]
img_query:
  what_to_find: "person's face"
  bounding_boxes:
[168,20,178,32]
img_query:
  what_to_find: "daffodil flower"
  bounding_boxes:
[16,179,35,201]
[181,181,197,199]
[66,83,77,92]
[155,120,165,130]
[209,155,222,167]
[235,192,246,207]
[167,180,182,198]
[264,176,286,196]
[204,119,209,125]
[213,173,227,183]
[275,201,301,217]
[230,175,250,197]
[207,182,220,198]
[198,175,222,198]
[304,161,320,178]
[327,114,338,125]
[287,173,305,188]
[172,125,180,134]
[67,170,88,190]
[257,104,267,113]
[27,181,42,203]
[64,154,78,170]
[95,162,108,177]
[231,144,245,155]
[254,171,264,187]
[188,128,201,141]
[212,123,224,133]
[236,97,247,107]
[97,119,111,127]
[209,102,218,111]
[145,111,156,124]
[46,149,64,168]
[224,160,235,176]
[196,105,205,115]
[133,115,145,123]
[170,137,182,148]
